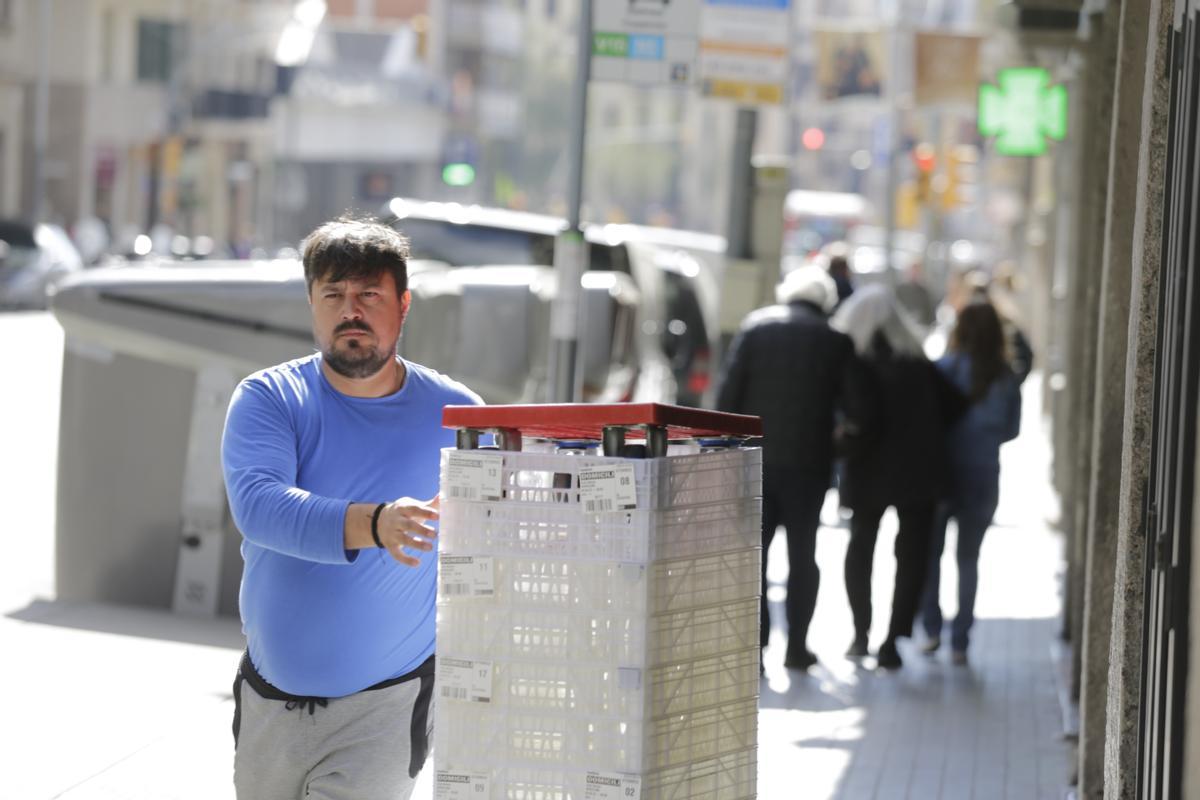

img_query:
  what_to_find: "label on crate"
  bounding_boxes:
[445,453,504,501]
[578,465,638,512]
[440,556,495,597]
[435,772,489,799]
[585,771,641,800]
[438,657,493,703]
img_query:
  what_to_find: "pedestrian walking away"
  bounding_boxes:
[832,284,965,670]
[919,300,1021,665]
[825,243,856,311]
[717,264,855,671]
[221,217,483,799]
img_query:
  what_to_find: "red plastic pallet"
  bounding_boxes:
[442,403,762,441]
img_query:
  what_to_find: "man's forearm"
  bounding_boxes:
[343,502,379,551]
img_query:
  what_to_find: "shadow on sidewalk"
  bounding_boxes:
[7,598,245,650]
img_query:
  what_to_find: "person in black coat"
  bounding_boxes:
[832,284,964,669]
[717,265,855,670]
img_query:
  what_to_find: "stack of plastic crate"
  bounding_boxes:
[434,439,762,800]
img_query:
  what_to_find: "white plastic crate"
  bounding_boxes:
[440,448,763,512]
[433,748,756,800]
[435,696,759,774]
[647,549,761,614]
[437,597,759,665]
[435,443,763,798]
[437,549,760,616]
[642,698,759,769]
[432,647,758,720]
[642,598,760,665]
[438,605,646,663]
[439,496,761,563]
[642,748,757,800]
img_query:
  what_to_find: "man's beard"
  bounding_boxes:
[322,322,395,379]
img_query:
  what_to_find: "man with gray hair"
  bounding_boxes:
[222,216,483,798]
[717,264,857,670]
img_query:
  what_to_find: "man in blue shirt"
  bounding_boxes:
[222,217,482,799]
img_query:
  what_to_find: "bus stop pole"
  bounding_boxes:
[549,0,593,403]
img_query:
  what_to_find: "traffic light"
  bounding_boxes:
[441,133,478,187]
[941,144,978,211]
[913,143,936,204]
[442,163,476,187]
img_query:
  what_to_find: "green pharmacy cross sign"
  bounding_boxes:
[979,68,1068,157]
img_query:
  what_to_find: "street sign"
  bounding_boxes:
[979,67,1068,157]
[591,0,701,87]
[699,0,791,105]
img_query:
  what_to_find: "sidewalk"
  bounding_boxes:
[1,311,1071,799]
[756,370,1072,799]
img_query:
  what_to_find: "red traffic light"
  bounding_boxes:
[913,143,936,173]
[801,127,826,151]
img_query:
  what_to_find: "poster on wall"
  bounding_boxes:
[814,29,885,100]
[915,32,981,106]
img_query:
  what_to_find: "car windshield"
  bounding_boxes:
[0,244,38,272]
[0,221,39,272]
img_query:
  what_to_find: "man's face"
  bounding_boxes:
[310,271,410,379]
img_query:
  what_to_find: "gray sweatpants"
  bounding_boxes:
[233,671,432,800]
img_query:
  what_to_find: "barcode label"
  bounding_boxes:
[578,465,637,512]
[440,556,494,598]
[436,772,489,799]
[585,771,641,800]
[445,453,503,501]
[438,657,492,703]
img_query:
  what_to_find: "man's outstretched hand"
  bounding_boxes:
[346,496,440,566]
[376,495,440,567]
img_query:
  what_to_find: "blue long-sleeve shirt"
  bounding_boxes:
[937,352,1021,474]
[221,354,482,697]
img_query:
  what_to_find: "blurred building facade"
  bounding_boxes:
[3,0,1027,256]
[0,0,293,252]
[268,0,446,248]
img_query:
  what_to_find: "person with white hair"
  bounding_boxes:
[832,284,965,669]
[716,264,857,671]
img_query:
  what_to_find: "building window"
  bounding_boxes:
[137,19,184,83]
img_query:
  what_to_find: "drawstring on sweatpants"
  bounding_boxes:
[284,697,328,716]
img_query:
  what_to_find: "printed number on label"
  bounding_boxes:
[584,771,641,800]
[435,772,489,800]
[578,464,637,512]
[440,556,495,598]
[438,658,492,703]
[445,453,503,501]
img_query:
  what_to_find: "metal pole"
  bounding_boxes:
[725,108,758,261]
[548,0,593,402]
[31,0,52,224]
[882,25,902,282]
[710,107,758,391]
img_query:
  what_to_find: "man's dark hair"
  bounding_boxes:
[301,216,410,295]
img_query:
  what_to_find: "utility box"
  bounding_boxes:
[50,262,313,616]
